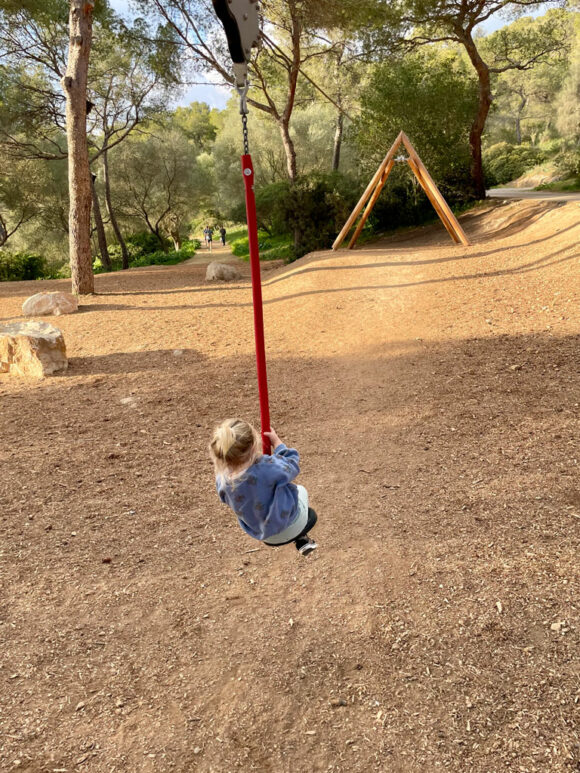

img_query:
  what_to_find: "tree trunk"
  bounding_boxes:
[279,119,297,181]
[515,94,527,145]
[90,174,112,271]
[332,110,344,172]
[102,147,130,270]
[61,0,95,295]
[0,214,8,247]
[332,46,345,172]
[462,33,492,199]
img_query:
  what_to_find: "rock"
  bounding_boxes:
[22,291,78,317]
[205,262,242,282]
[0,321,67,378]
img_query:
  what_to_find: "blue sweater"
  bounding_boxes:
[216,444,300,540]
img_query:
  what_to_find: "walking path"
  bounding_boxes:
[184,240,244,265]
[487,186,580,201]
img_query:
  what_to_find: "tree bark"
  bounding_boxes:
[332,110,343,172]
[90,174,112,271]
[279,119,297,181]
[61,0,95,295]
[515,93,527,144]
[102,147,130,270]
[461,32,492,199]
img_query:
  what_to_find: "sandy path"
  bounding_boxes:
[487,187,580,201]
[183,240,244,265]
[0,199,579,772]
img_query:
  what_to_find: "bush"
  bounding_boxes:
[230,232,294,263]
[554,148,580,179]
[129,241,197,268]
[93,237,199,273]
[483,142,546,186]
[55,262,71,279]
[0,251,47,282]
[245,172,361,261]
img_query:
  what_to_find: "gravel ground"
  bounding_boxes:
[0,199,579,772]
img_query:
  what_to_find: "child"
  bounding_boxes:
[209,419,318,555]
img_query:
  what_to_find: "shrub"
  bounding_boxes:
[93,237,199,273]
[483,142,546,186]
[554,148,580,178]
[129,241,197,268]
[0,251,47,282]
[55,262,71,279]
[230,232,294,262]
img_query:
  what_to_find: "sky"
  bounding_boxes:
[108,0,548,111]
[108,0,231,109]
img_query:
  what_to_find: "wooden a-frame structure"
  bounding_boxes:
[333,131,470,250]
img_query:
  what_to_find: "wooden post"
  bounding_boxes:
[406,157,460,244]
[401,133,470,246]
[348,159,394,249]
[332,131,403,250]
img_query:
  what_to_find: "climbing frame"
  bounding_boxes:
[332,132,470,250]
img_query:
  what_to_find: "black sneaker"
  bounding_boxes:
[298,538,318,556]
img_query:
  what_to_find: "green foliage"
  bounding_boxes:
[231,171,363,260]
[232,172,361,261]
[282,172,362,257]
[484,11,574,147]
[554,150,580,179]
[483,142,547,186]
[93,235,198,273]
[129,246,192,268]
[536,176,580,191]
[230,232,294,263]
[171,102,219,151]
[0,250,46,281]
[355,50,477,197]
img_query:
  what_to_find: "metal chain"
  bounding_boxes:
[241,112,249,155]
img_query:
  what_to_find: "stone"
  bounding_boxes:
[22,291,78,317]
[0,321,67,378]
[205,262,242,282]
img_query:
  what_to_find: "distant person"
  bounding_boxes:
[207,226,213,251]
[219,226,226,246]
[203,226,209,247]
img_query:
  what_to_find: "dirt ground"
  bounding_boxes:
[0,199,579,773]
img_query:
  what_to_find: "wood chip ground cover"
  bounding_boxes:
[0,201,578,772]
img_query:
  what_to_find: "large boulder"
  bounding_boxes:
[0,321,68,378]
[22,291,78,317]
[205,262,242,282]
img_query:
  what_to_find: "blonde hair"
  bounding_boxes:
[209,418,260,477]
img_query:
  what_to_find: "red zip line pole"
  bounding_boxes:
[241,153,271,455]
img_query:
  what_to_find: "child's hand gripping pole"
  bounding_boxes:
[241,154,271,455]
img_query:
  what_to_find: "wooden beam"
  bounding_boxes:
[332,131,404,250]
[406,157,460,244]
[347,158,395,249]
[401,133,470,246]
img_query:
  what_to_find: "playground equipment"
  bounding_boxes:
[212,0,271,454]
[333,131,470,250]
